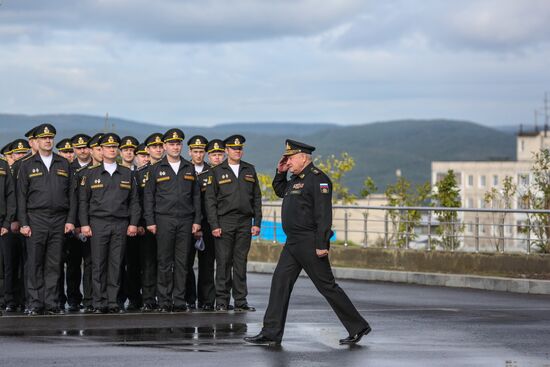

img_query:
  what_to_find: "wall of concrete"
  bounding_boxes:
[248,242,550,280]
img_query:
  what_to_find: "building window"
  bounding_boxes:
[480,175,486,187]
[479,199,486,209]
[521,140,525,152]
[468,175,474,187]
[466,223,473,233]
[493,175,499,186]
[505,225,512,235]
[467,198,474,208]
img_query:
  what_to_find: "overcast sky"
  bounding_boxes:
[0,0,549,127]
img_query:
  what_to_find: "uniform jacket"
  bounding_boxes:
[0,158,16,229]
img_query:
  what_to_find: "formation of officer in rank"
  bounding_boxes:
[0,123,262,315]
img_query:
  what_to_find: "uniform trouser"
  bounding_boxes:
[0,237,4,305]
[261,238,370,342]
[118,235,142,307]
[90,217,128,309]
[26,213,66,310]
[81,240,93,307]
[139,231,157,305]
[155,215,192,308]
[214,217,252,307]
[185,222,216,306]
[58,235,84,306]
[1,232,23,307]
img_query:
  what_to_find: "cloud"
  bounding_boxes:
[0,0,365,43]
[333,0,550,52]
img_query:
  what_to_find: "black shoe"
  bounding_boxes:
[339,326,371,345]
[93,307,108,314]
[28,308,44,316]
[46,308,65,315]
[202,304,214,311]
[173,305,189,312]
[67,304,81,312]
[83,305,94,313]
[109,306,125,314]
[244,333,280,346]
[141,304,154,313]
[216,304,228,311]
[126,302,141,312]
[158,305,172,313]
[235,304,256,312]
[4,305,17,313]
[186,302,196,310]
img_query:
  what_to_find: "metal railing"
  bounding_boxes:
[258,203,550,254]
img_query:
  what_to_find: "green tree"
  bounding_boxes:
[385,177,431,247]
[433,170,463,250]
[257,173,279,201]
[315,152,356,204]
[484,176,516,252]
[518,149,550,253]
[360,177,378,247]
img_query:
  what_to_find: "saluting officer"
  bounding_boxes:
[245,140,371,346]
[0,150,17,315]
[133,134,163,312]
[117,136,143,311]
[144,129,201,312]
[204,135,261,311]
[79,133,140,314]
[185,135,216,311]
[17,123,74,315]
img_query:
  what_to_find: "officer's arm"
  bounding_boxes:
[16,163,30,227]
[3,167,16,229]
[204,172,220,229]
[129,173,141,226]
[252,171,262,227]
[272,170,288,198]
[78,174,91,226]
[313,176,333,250]
[192,177,202,225]
[67,168,79,225]
[143,170,156,227]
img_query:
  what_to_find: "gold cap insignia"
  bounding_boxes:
[44,127,50,134]
[195,138,201,145]
[214,142,220,149]
[65,142,71,149]
[126,139,132,146]
[78,137,84,145]
[173,131,179,139]
[286,142,291,150]
[235,138,240,145]
[155,136,162,143]
[18,142,24,149]
[108,136,114,144]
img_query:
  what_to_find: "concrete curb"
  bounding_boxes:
[247,261,550,295]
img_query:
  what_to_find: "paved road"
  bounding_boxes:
[1,273,549,367]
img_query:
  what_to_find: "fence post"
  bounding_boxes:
[384,211,389,248]
[272,211,277,244]
[427,211,432,251]
[475,215,480,253]
[500,222,505,254]
[405,210,410,249]
[362,212,368,248]
[527,222,531,254]
[344,211,349,247]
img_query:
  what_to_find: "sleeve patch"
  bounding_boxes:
[320,183,329,194]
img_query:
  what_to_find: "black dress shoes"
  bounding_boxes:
[339,325,371,345]
[216,304,228,311]
[28,308,43,316]
[67,304,81,312]
[93,307,108,314]
[173,305,189,313]
[243,333,280,346]
[202,304,214,311]
[46,308,65,315]
[235,304,256,312]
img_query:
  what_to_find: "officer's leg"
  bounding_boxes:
[173,220,192,308]
[156,216,176,308]
[295,243,369,336]
[232,222,252,307]
[90,219,110,309]
[57,238,68,308]
[116,250,128,307]
[139,232,157,307]
[26,218,48,310]
[66,236,83,307]
[0,238,4,307]
[107,220,127,309]
[197,224,216,307]
[2,232,20,308]
[184,241,197,306]
[214,223,235,307]
[81,240,93,309]
[261,245,302,342]
[43,217,66,310]
[125,235,142,308]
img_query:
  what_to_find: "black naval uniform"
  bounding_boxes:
[17,153,72,312]
[0,158,17,309]
[185,163,216,309]
[204,159,262,308]
[260,161,370,343]
[135,163,158,309]
[79,162,140,311]
[143,156,201,310]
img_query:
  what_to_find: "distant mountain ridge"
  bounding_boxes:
[0,114,516,192]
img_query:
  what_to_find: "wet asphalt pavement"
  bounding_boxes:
[1,273,549,367]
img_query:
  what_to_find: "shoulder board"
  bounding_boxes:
[75,165,88,173]
[137,163,150,171]
[0,156,6,162]
[22,153,35,162]
[198,169,210,176]
[88,163,101,170]
[118,164,131,171]
[311,167,320,175]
